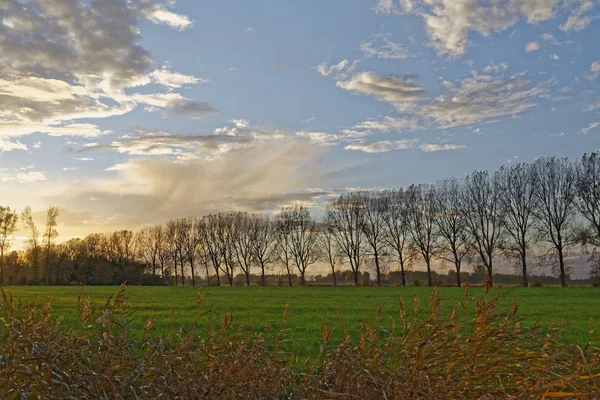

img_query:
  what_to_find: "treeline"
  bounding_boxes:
[2,153,600,287]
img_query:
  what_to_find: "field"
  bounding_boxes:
[3,285,598,355]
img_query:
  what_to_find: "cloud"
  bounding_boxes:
[482,62,509,74]
[0,170,47,183]
[337,72,425,103]
[560,0,596,32]
[376,0,559,56]
[50,138,329,227]
[585,100,600,112]
[588,61,600,80]
[581,121,600,135]
[295,131,342,146]
[353,116,421,132]
[149,65,207,88]
[0,0,210,147]
[0,138,27,152]
[315,59,349,77]
[526,41,541,52]
[419,143,466,152]
[139,2,194,30]
[246,25,255,33]
[133,93,217,119]
[360,34,407,59]
[345,139,419,153]
[345,138,465,153]
[416,73,548,128]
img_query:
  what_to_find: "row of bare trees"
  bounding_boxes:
[2,154,600,287]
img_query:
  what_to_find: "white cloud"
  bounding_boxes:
[377,0,559,56]
[16,171,47,183]
[315,59,349,77]
[345,139,419,153]
[353,116,420,132]
[0,138,27,152]
[588,61,600,80]
[344,138,465,153]
[296,131,341,146]
[337,72,425,103]
[360,34,407,60]
[585,100,600,112]
[482,62,509,73]
[75,157,94,161]
[419,143,466,152]
[247,25,255,33]
[141,3,194,30]
[551,54,560,60]
[560,0,596,32]
[62,167,78,171]
[149,66,207,89]
[526,41,541,52]
[582,121,600,135]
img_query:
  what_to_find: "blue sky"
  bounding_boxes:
[1,0,600,240]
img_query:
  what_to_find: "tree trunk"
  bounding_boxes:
[558,246,566,287]
[353,270,359,286]
[374,252,381,287]
[261,265,266,286]
[521,246,528,288]
[245,272,250,286]
[426,258,432,287]
[456,263,461,287]
[287,271,293,287]
[300,271,305,286]
[331,265,337,287]
[487,257,494,287]
[399,259,406,287]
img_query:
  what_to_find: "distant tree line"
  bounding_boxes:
[2,153,600,287]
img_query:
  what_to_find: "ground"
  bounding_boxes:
[2,286,598,356]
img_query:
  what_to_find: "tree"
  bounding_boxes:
[275,212,295,286]
[181,217,201,286]
[407,184,439,287]
[166,220,181,285]
[217,213,238,286]
[325,193,364,286]
[461,171,503,287]
[357,192,387,286]
[280,206,319,285]
[137,225,160,277]
[434,178,472,287]
[317,222,343,286]
[0,206,18,284]
[382,189,416,287]
[496,163,537,287]
[232,212,254,286]
[532,157,577,287]
[22,206,41,283]
[199,215,222,286]
[575,153,600,246]
[43,206,59,285]
[250,215,276,286]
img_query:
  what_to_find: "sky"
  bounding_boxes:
[1,0,600,244]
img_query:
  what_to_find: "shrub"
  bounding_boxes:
[530,281,543,287]
[412,279,422,287]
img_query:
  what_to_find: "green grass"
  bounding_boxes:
[2,286,598,356]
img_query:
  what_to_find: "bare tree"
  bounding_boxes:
[181,217,201,286]
[407,184,439,287]
[325,193,364,286]
[381,189,416,287]
[22,206,40,282]
[496,163,537,287]
[44,206,59,285]
[250,214,276,286]
[317,222,343,286]
[532,157,577,287]
[357,192,388,286]
[461,171,503,287]
[575,153,600,246]
[0,206,18,284]
[199,215,222,286]
[280,206,319,285]
[434,178,472,287]
[154,224,170,280]
[166,220,180,285]
[218,212,238,286]
[137,225,159,276]
[275,212,295,286]
[232,212,254,286]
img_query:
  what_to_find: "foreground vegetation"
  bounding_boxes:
[0,284,598,398]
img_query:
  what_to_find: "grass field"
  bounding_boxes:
[2,286,599,356]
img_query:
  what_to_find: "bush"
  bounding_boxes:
[530,281,543,287]
[412,279,422,287]
[0,284,598,398]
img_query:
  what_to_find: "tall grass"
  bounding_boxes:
[0,284,598,398]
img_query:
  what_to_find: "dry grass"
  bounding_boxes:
[0,284,598,399]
